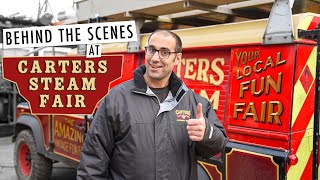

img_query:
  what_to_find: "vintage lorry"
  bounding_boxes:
[9,0,320,179]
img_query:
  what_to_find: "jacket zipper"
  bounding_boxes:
[132,90,160,179]
[132,88,188,179]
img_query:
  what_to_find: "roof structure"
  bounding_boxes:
[74,0,320,33]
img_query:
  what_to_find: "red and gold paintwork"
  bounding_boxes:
[15,13,320,179]
[228,44,295,150]
[15,53,137,161]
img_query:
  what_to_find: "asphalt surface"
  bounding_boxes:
[0,136,77,180]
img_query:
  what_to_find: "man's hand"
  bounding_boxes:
[187,103,206,141]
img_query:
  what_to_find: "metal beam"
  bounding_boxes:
[160,10,207,19]
[164,0,274,19]
[124,11,158,20]
[184,0,270,19]
[220,0,274,9]
[125,11,174,24]
[184,1,233,15]
[174,17,220,26]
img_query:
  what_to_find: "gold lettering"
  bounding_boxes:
[243,66,252,77]
[67,78,79,90]
[45,60,56,73]
[239,81,250,98]
[266,73,282,95]
[30,60,42,73]
[65,125,70,139]
[251,78,264,97]
[40,77,52,90]
[196,58,209,83]
[267,101,283,125]
[176,59,185,78]
[236,52,242,67]
[55,139,82,155]
[184,58,197,80]
[71,60,81,73]
[210,58,224,86]
[260,101,266,123]
[82,77,96,90]
[18,60,27,73]
[39,94,49,108]
[199,90,220,110]
[84,60,95,73]
[276,52,286,66]
[54,77,64,91]
[54,121,60,137]
[236,69,243,80]
[242,102,258,122]
[263,56,275,70]
[248,51,255,62]
[233,103,246,119]
[65,119,75,126]
[75,95,85,108]
[70,128,75,141]
[54,121,84,144]
[241,51,247,64]
[66,95,72,108]
[253,61,263,73]
[76,130,82,143]
[52,95,64,107]
[98,60,107,73]
[254,51,260,60]
[29,77,38,91]
[58,60,69,73]
[58,122,65,137]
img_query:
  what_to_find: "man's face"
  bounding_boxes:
[145,32,181,84]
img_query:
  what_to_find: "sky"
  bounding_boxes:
[0,0,75,22]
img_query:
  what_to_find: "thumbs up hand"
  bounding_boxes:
[187,103,206,141]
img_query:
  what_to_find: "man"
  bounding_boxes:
[77,30,227,180]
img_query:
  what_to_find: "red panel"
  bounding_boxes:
[228,126,289,150]
[16,109,51,149]
[227,45,295,134]
[139,48,231,125]
[200,162,222,180]
[172,49,231,124]
[227,149,278,180]
[39,115,50,149]
[53,115,85,161]
[3,55,123,114]
[294,45,314,83]
[110,53,137,89]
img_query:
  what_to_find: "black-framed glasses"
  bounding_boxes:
[145,46,178,59]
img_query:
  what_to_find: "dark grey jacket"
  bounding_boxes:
[77,65,227,180]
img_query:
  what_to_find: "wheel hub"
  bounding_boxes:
[18,143,31,176]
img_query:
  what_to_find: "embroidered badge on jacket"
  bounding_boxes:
[176,110,191,122]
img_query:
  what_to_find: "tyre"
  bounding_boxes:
[14,130,52,180]
[0,98,6,122]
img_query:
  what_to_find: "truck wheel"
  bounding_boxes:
[14,130,52,180]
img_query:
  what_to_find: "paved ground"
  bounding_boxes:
[0,136,77,180]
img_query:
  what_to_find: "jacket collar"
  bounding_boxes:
[133,65,184,97]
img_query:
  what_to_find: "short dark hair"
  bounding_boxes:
[148,30,182,53]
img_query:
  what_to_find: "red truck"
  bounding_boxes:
[10,3,320,180]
